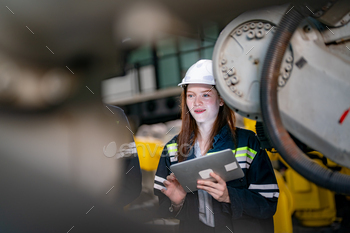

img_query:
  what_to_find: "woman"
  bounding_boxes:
[154,60,279,233]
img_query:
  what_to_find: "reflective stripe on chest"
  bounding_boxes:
[166,143,178,162]
[166,143,258,168]
[207,146,257,169]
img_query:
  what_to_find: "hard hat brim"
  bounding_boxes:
[178,81,216,87]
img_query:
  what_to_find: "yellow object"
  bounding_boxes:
[243,117,256,133]
[273,169,294,233]
[135,137,164,171]
[243,117,280,162]
[266,150,280,162]
[285,158,337,227]
[241,117,339,227]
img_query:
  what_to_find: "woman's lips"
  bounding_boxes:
[194,109,206,114]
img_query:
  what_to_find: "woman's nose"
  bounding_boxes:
[194,96,202,106]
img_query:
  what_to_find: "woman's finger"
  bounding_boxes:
[197,180,219,189]
[210,172,225,185]
[167,174,176,181]
[198,184,227,203]
[163,180,171,187]
[197,184,220,196]
[161,187,169,196]
[169,173,177,181]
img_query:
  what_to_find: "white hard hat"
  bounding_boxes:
[178,59,215,87]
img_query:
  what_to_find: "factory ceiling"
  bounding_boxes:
[0,0,296,75]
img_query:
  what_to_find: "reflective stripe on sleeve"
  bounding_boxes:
[238,162,250,169]
[169,151,177,156]
[258,192,279,198]
[154,183,166,191]
[154,175,166,184]
[248,184,279,190]
[236,156,253,164]
[170,157,178,162]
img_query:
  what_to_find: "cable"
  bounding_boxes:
[260,4,350,194]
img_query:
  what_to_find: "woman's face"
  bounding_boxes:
[186,84,223,127]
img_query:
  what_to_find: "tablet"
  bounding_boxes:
[170,149,244,192]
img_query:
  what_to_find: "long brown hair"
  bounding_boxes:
[177,85,236,162]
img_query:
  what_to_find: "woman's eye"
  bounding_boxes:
[187,94,193,98]
[203,94,209,97]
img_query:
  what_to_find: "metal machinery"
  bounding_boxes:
[212,1,350,230]
[212,1,350,194]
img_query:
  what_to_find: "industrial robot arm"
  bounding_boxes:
[212,1,350,194]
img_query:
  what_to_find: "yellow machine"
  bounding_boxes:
[244,118,341,231]
[285,158,337,227]
[273,169,294,233]
[135,137,164,171]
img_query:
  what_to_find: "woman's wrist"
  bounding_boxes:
[169,197,186,213]
[172,197,185,206]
